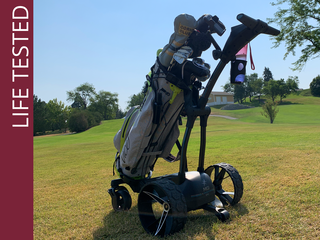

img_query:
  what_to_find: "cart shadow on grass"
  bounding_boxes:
[92,203,248,239]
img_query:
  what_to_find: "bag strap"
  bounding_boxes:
[119,107,139,153]
[249,42,255,70]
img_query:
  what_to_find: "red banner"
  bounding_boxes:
[0,1,33,239]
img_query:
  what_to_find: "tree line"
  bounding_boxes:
[223,67,300,104]
[34,69,320,135]
[33,83,126,135]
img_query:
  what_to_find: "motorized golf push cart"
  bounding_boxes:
[108,13,280,237]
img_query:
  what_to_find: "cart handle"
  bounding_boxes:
[197,14,280,109]
[237,13,280,36]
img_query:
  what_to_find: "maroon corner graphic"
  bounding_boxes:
[0,1,33,239]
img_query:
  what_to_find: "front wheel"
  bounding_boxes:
[108,186,132,211]
[205,163,243,206]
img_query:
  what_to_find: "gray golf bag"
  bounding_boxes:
[113,13,218,179]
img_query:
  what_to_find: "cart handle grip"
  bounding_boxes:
[237,13,280,36]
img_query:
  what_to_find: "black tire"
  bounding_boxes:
[138,180,187,237]
[111,186,132,211]
[205,163,243,206]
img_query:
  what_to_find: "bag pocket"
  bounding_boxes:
[113,105,140,153]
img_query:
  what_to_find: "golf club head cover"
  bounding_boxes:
[186,30,212,58]
[158,14,197,67]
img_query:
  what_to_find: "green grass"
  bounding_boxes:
[34,95,320,239]
[211,104,320,124]
[210,92,320,124]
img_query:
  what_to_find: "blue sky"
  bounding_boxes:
[34,0,319,110]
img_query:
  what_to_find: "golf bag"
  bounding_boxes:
[113,14,216,179]
[113,64,185,179]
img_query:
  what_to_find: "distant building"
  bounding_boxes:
[207,91,234,106]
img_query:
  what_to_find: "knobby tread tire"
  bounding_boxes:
[138,179,187,237]
[213,162,243,206]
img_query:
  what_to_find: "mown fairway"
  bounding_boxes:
[34,94,320,239]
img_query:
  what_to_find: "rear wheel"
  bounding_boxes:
[205,163,243,206]
[138,180,187,237]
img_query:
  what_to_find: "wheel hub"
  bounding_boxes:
[163,202,170,212]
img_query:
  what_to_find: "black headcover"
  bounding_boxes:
[186,31,212,58]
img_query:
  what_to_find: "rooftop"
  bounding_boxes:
[211,91,234,95]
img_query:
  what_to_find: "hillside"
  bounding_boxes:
[210,92,320,124]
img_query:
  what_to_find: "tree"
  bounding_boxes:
[233,84,246,103]
[223,75,264,103]
[46,99,70,132]
[244,73,259,102]
[263,79,279,102]
[126,92,145,110]
[222,81,245,103]
[33,95,48,135]
[263,67,273,82]
[67,82,96,109]
[261,100,279,124]
[286,76,299,92]
[222,82,234,93]
[310,75,320,97]
[115,108,126,119]
[70,92,85,109]
[269,0,320,71]
[277,76,300,102]
[58,102,71,132]
[277,79,289,102]
[251,77,264,101]
[88,91,119,120]
[126,81,149,110]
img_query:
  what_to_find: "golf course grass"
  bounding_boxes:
[34,93,320,239]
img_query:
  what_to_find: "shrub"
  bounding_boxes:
[261,100,279,124]
[86,111,103,127]
[310,75,320,97]
[68,110,103,133]
[68,111,88,133]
